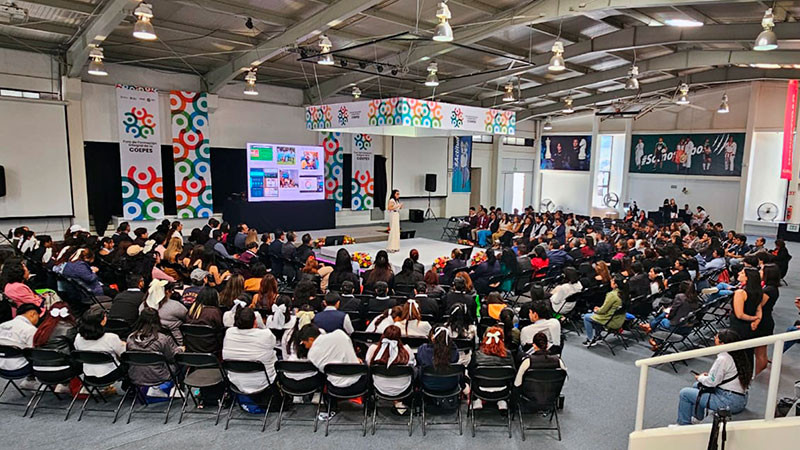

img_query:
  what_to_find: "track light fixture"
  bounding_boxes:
[625,65,639,90]
[543,117,553,131]
[717,93,730,114]
[754,8,778,51]
[502,83,515,102]
[133,2,157,41]
[244,68,258,96]
[317,35,334,65]
[675,83,690,105]
[351,86,361,99]
[391,68,398,76]
[425,62,439,87]
[433,1,453,42]
[563,96,574,114]
[548,41,566,73]
[87,47,107,76]
[376,64,384,73]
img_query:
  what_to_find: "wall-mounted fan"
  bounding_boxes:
[757,202,779,222]
[603,192,620,208]
[540,199,556,213]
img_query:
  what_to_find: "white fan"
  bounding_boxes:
[540,199,556,213]
[757,202,779,222]
[603,192,620,208]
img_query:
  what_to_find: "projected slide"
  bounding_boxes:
[247,142,324,202]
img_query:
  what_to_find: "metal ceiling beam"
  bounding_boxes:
[65,0,139,77]
[305,0,760,104]
[25,0,96,14]
[205,0,384,93]
[450,0,500,15]
[518,67,800,120]
[172,0,295,28]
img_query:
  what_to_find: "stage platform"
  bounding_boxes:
[317,237,471,272]
[305,225,390,244]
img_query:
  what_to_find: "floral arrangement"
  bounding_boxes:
[457,238,474,246]
[352,251,372,268]
[471,251,487,266]
[314,235,356,248]
[343,235,355,245]
[433,256,450,271]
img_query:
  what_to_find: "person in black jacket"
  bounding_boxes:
[338,281,362,313]
[268,230,285,277]
[442,248,466,285]
[411,281,439,320]
[328,248,361,291]
[296,233,315,266]
[368,281,395,313]
[109,274,146,323]
[445,277,474,317]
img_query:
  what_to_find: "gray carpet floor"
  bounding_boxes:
[1,219,798,449]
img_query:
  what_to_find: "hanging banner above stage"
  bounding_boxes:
[351,134,374,210]
[452,136,472,192]
[171,91,213,218]
[321,131,343,211]
[306,97,515,137]
[116,84,164,220]
[541,135,592,171]
[629,132,745,176]
[782,80,798,180]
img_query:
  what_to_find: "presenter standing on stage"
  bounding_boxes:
[387,189,402,253]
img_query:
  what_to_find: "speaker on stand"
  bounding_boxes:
[424,174,438,221]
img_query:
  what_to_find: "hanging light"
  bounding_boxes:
[543,117,553,131]
[132,2,157,41]
[317,35,334,65]
[502,83,515,102]
[425,62,439,87]
[548,41,566,72]
[754,8,778,51]
[562,96,574,113]
[717,93,730,114]
[675,83,690,105]
[243,69,258,96]
[625,65,639,90]
[87,47,107,76]
[664,18,703,27]
[351,86,361,99]
[432,1,453,42]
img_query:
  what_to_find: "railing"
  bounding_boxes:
[633,329,800,432]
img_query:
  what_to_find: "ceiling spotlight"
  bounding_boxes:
[133,2,157,41]
[717,93,730,114]
[425,62,439,87]
[340,59,348,68]
[317,35,334,65]
[352,86,361,99]
[245,17,254,30]
[664,18,703,27]
[376,64,384,73]
[358,61,366,69]
[391,68,398,76]
[562,96,574,114]
[548,41,566,73]
[543,117,553,131]
[754,8,778,51]
[675,82,690,105]
[432,1,453,42]
[244,69,258,96]
[87,47,107,76]
[502,83,515,102]
[625,65,639,90]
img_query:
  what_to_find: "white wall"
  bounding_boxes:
[540,171,591,214]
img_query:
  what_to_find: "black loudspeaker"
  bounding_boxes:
[409,209,424,223]
[0,166,5,197]
[424,174,437,192]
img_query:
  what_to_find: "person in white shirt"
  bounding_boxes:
[634,138,645,169]
[73,305,126,379]
[365,306,403,334]
[724,137,737,172]
[365,325,415,414]
[549,267,583,315]
[223,299,266,329]
[0,303,40,374]
[676,329,751,425]
[519,300,561,350]
[702,248,727,274]
[395,301,432,337]
[222,308,277,396]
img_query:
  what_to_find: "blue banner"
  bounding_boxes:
[452,136,472,193]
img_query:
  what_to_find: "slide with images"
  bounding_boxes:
[247,142,324,202]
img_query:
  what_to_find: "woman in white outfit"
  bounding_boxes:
[387,189,402,253]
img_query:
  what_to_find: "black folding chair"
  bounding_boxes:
[420,364,464,436]
[322,363,370,437]
[517,368,567,441]
[394,283,415,297]
[0,345,30,406]
[274,360,324,432]
[22,348,79,418]
[650,310,705,373]
[441,217,462,241]
[105,318,132,341]
[468,365,515,438]
[180,324,220,354]
[591,307,630,356]
[121,351,185,424]
[370,365,415,436]
[221,359,274,431]
[174,352,227,424]
[68,350,129,422]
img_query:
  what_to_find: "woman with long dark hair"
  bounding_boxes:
[445,303,477,365]
[499,248,520,292]
[126,307,183,389]
[186,288,224,353]
[754,264,781,374]
[676,329,751,425]
[387,189,402,253]
[328,248,360,290]
[416,326,459,392]
[250,273,278,309]
[74,305,126,381]
[365,250,394,291]
[470,249,500,295]
[366,325,414,414]
[33,301,77,353]
[394,258,422,287]
[729,267,768,342]
[1,257,44,315]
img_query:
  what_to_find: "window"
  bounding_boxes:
[472,135,493,143]
[502,136,534,147]
[0,88,57,100]
[592,134,625,209]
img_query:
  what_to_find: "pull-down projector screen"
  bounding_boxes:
[0,99,73,217]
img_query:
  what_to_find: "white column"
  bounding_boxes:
[787,83,800,224]
[532,120,543,212]
[586,114,600,215]
[492,135,504,207]
[62,77,91,229]
[736,81,761,232]
[620,118,634,210]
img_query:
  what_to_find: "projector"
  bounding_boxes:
[0,3,28,24]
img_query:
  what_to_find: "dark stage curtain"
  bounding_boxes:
[374,155,387,210]
[209,147,247,213]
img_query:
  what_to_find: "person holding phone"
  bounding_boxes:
[781,297,800,353]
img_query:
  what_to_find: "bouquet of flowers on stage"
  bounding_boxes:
[458,238,474,246]
[343,236,355,245]
[352,252,372,268]
[471,251,487,267]
[433,256,450,272]
[313,235,356,248]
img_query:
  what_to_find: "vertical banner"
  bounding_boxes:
[351,133,374,210]
[451,136,472,193]
[321,131,343,211]
[782,80,798,180]
[170,91,213,218]
[116,85,164,220]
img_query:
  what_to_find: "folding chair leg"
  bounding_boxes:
[276,393,285,432]
[517,403,525,441]
[23,384,44,417]
[324,398,332,437]
[215,392,226,427]
[224,393,236,430]
[112,388,128,424]
[362,397,368,437]
[76,389,93,421]
[261,395,272,432]
[469,394,475,437]
[371,396,377,435]
[178,388,190,424]
[65,386,82,421]
[421,396,427,436]
[554,407,561,441]
[126,389,138,424]
[28,384,49,418]
[458,398,463,436]
[313,395,321,432]
[408,396,414,437]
